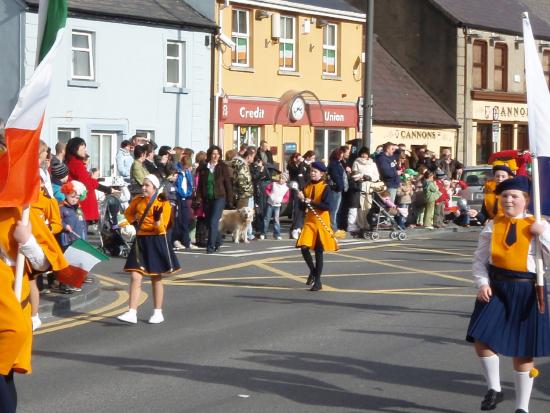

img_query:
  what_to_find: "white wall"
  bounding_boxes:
[0,0,23,121]
[23,13,212,152]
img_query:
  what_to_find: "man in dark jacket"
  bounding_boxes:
[375,142,401,202]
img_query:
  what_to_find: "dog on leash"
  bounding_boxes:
[219,207,255,243]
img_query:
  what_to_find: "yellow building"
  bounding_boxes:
[214,0,365,165]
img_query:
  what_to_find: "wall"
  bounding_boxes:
[218,4,364,102]
[23,12,212,152]
[0,0,23,121]
[374,0,458,115]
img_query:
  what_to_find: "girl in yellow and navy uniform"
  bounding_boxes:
[475,165,514,224]
[117,174,180,325]
[466,176,550,413]
[296,162,338,291]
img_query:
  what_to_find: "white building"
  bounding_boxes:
[0,0,216,176]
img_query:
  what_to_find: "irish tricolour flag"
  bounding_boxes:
[0,0,67,206]
[523,14,550,216]
[58,239,109,288]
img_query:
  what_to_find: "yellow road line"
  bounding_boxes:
[254,262,339,291]
[395,245,474,258]
[335,252,472,284]
[168,281,303,291]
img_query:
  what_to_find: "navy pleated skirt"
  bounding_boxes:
[124,235,180,276]
[466,276,550,357]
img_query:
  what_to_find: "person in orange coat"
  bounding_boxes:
[295,162,338,291]
[0,206,68,413]
[117,175,180,325]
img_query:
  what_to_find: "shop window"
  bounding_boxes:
[279,16,296,71]
[517,125,529,151]
[476,124,492,165]
[314,128,344,162]
[57,128,80,143]
[322,23,337,75]
[135,130,155,142]
[494,43,508,92]
[234,125,260,149]
[543,50,550,88]
[71,30,95,80]
[231,9,249,66]
[500,124,513,150]
[166,41,186,87]
[89,131,118,177]
[473,40,487,90]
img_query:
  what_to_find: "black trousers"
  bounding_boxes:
[0,371,16,413]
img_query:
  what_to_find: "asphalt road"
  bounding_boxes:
[17,231,550,412]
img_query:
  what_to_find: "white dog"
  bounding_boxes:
[219,207,255,243]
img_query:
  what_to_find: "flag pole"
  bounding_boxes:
[14,206,30,302]
[531,154,545,313]
[522,11,546,314]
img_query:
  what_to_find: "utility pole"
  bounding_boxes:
[362,0,374,149]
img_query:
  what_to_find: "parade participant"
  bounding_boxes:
[118,175,179,324]
[0,206,68,412]
[473,165,514,224]
[296,162,338,291]
[466,176,550,413]
[29,172,63,330]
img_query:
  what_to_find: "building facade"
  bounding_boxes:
[375,0,550,165]
[0,0,216,177]
[214,0,365,165]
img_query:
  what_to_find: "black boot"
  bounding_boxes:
[306,272,314,286]
[480,389,503,410]
[310,276,322,291]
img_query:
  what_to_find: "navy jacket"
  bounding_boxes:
[327,159,345,192]
[376,150,401,189]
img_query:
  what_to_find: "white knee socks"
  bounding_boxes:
[479,355,501,392]
[514,370,533,412]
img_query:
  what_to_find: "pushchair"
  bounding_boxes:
[98,178,134,257]
[364,190,407,241]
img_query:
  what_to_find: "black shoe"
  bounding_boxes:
[206,248,214,254]
[310,282,322,291]
[480,389,503,410]
[306,274,314,286]
[515,410,527,413]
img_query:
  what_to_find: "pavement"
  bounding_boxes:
[36,221,478,319]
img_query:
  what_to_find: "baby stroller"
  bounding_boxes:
[364,190,407,241]
[98,178,134,257]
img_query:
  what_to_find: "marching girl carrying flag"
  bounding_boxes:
[466,13,550,413]
[295,162,339,291]
[118,175,180,325]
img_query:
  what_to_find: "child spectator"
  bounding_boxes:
[163,166,179,249]
[434,171,450,228]
[50,160,70,203]
[58,180,88,247]
[262,172,290,240]
[422,171,440,230]
[396,172,414,229]
[411,178,425,228]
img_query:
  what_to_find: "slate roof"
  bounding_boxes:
[429,0,550,40]
[24,0,216,30]
[286,0,364,15]
[372,39,458,127]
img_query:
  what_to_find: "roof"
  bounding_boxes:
[372,39,458,128]
[286,0,363,14]
[24,0,217,31]
[429,0,550,40]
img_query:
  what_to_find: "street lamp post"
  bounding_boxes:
[362,0,374,150]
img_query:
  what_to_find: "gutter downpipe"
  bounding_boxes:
[213,3,227,147]
[363,0,374,149]
[462,26,469,165]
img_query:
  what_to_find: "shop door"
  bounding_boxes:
[500,124,513,151]
[234,125,261,149]
[476,124,492,165]
[517,125,529,151]
[282,126,300,167]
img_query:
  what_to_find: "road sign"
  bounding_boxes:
[492,122,500,143]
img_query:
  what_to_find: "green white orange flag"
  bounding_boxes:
[57,239,109,288]
[0,0,67,207]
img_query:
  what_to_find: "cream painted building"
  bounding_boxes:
[214,0,365,165]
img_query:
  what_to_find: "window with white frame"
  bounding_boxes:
[231,9,249,66]
[314,129,344,162]
[135,130,155,142]
[279,16,296,71]
[71,30,95,80]
[323,24,337,75]
[57,128,80,143]
[233,125,260,149]
[166,41,185,87]
[89,131,117,177]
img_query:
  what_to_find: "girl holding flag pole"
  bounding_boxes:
[118,174,180,324]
